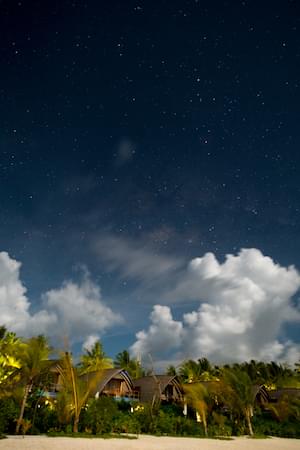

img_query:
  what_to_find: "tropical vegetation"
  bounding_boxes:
[0,326,299,438]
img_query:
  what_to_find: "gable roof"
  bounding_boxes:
[82,368,134,396]
[133,375,183,403]
[252,385,269,403]
[268,388,300,401]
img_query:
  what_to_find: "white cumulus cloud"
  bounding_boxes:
[0,251,56,335]
[130,305,183,358]
[44,278,122,343]
[82,334,101,351]
[131,249,300,365]
[0,251,122,345]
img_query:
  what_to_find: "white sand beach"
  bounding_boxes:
[1,435,299,450]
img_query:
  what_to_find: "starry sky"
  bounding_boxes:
[1,0,300,365]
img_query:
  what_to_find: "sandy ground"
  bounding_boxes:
[0,435,299,450]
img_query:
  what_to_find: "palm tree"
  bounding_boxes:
[197,357,217,381]
[166,365,177,376]
[0,326,23,396]
[266,361,293,387]
[15,335,51,433]
[179,360,202,383]
[198,357,212,373]
[78,341,113,375]
[222,368,255,436]
[242,360,270,385]
[114,349,130,368]
[179,358,216,383]
[114,349,144,379]
[56,351,105,432]
[184,383,209,436]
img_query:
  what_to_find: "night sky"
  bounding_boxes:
[1,0,300,366]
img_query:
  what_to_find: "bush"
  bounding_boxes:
[152,410,177,435]
[253,415,300,438]
[0,398,19,434]
[209,412,232,437]
[130,404,153,434]
[31,402,60,434]
[113,412,141,434]
[116,399,132,413]
[130,405,204,437]
[175,416,204,436]
[230,418,247,436]
[83,397,118,434]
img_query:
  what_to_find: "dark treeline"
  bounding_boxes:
[0,327,299,438]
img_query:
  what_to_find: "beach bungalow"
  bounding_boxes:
[89,368,139,401]
[133,375,184,404]
[267,387,300,403]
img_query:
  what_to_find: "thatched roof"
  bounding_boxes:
[82,368,133,396]
[96,368,133,394]
[252,385,269,403]
[133,375,183,403]
[268,388,300,402]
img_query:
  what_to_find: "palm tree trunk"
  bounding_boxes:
[202,411,208,437]
[245,408,254,436]
[16,383,31,434]
[197,410,208,436]
[73,414,79,433]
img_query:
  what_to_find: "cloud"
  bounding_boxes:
[131,249,300,365]
[63,174,98,195]
[130,305,183,357]
[115,138,136,166]
[95,234,182,283]
[43,277,122,343]
[0,251,122,344]
[82,334,100,351]
[0,251,56,335]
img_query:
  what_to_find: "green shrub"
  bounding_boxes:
[160,403,184,417]
[131,405,204,436]
[31,402,60,434]
[112,412,141,434]
[175,416,204,436]
[130,404,153,434]
[152,410,177,435]
[253,415,300,438]
[0,398,19,434]
[84,397,118,434]
[209,412,232,437]
[117,399,132,413]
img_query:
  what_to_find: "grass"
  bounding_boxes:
[45,431,235,441]
[213,436,234,440]
[248,434,271,439]
[143,433,234,440]
[46,431,137,439]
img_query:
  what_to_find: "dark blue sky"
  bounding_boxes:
[0,0,300,363]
